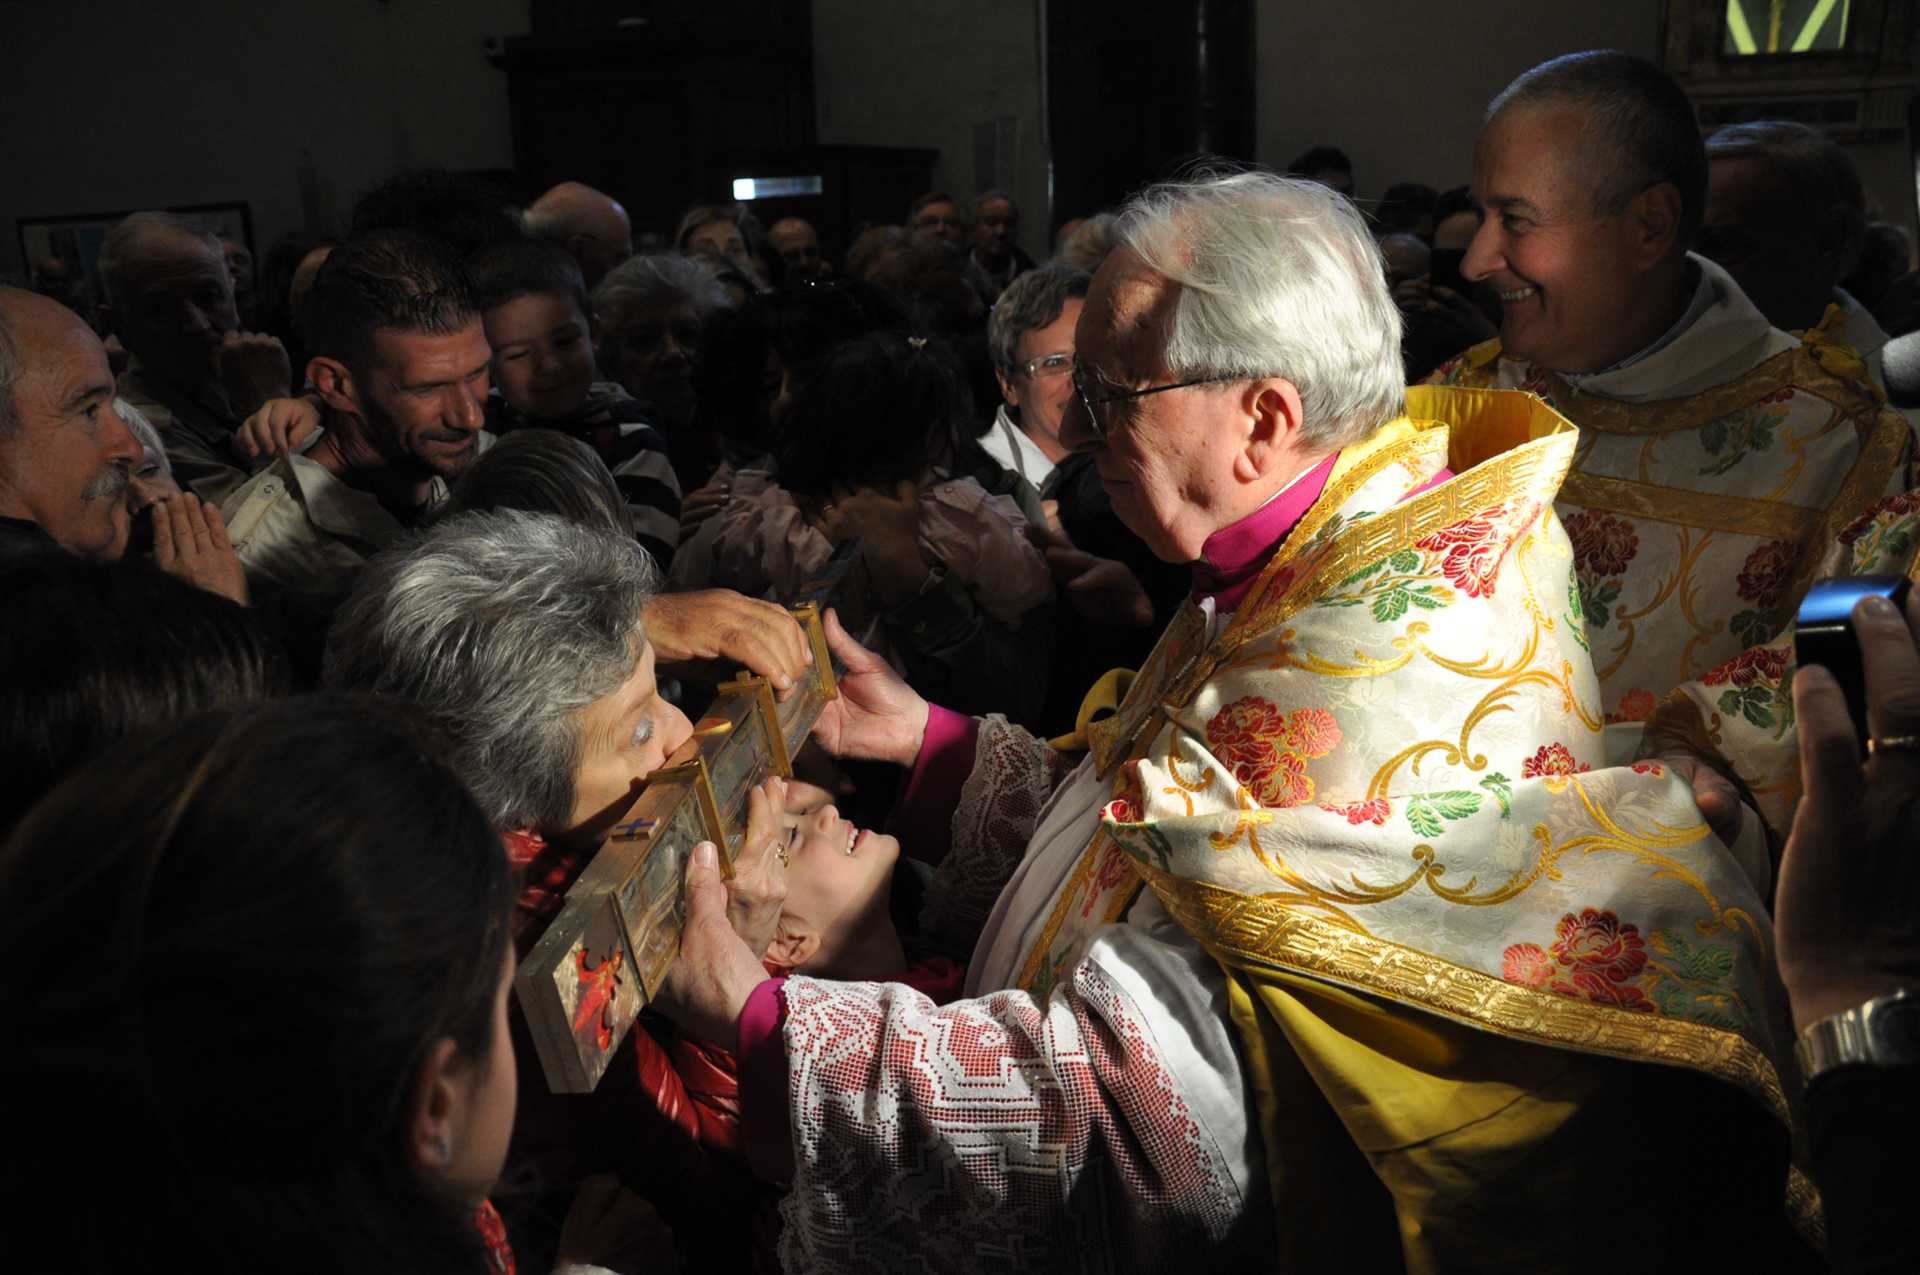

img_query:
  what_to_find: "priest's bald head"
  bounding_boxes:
[1059,170,1404,562]
[1465,50,1705,374]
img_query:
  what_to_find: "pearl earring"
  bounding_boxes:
[435,1136,452,1165]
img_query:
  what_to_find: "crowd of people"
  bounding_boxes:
[4,44,1920,1275]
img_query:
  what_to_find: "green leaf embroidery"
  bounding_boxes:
[1578,578,1622,629]
[1478,772,1513,817]
[1716,686,1775,730]
[1697,407,1780,478]
[1651,930,1735,983]
[1567,575,1584,622]
[1339,557,1387,587]
[1404,790,1483,836]
[1371,587,1411,624]
[1729,608,1778,649]
[1388,548,1421,572]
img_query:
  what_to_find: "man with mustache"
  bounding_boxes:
[1427,50,1920,843]
[0,287,247,601]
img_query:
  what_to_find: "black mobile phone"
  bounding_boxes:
[1794,575,1912,743]
[1429,248,1470,297]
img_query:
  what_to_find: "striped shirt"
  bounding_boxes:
[489,382,684,568]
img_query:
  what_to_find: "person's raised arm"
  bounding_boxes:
[643,588,811,697]
[1778,589,1920,1275]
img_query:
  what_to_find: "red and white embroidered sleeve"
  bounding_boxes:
[776,959,1244,1273]
[924,714,1079,953]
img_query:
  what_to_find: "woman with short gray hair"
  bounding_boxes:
[324,507,791,1268]
[326,508,678,839]
[594,253,728,451]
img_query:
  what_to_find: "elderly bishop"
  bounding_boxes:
[659,171,1819,1273]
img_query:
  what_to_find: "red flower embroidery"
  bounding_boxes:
[1563,509,1639,578]
[1206,697,1343,808]
[1735,540,1795,609]
[1104,762,1145,825]
[1502,943,1555,987]
[1414,499,1539,600]
[1081,845,1133,917]
[1320,798,1393,825]
[1759,387,1794,406]
[1522,742,1591,779]
[1630,761,1665,777]
[1550,907,1648,981]
[1556,968,1655,1012]
[1699,644,1790,688]
[1606,688,1657,724]
[1503,909,1657,1013]
[1840,491,1920,548]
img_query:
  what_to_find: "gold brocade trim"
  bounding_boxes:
[1540,345,1886,437]
[1132,860,1795,1128]
[1177,427,1578,717]
[1088,391,1580,775]
[1558,470,1825,541]
[1012,828,1143,993]
[1787,1164,1828,1252]
[1255,421,1450,609]
[1764,398,1913,638]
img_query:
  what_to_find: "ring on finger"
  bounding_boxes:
[1868,733,1920,755]
[775,845,789,867]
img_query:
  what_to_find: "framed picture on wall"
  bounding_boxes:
[15,201,253,294]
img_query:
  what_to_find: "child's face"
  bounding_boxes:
[483,291,598,421]
[779,801,900,978]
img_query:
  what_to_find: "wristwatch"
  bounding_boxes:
[1795,988,1920,1088]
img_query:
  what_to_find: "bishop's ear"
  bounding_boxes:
[762,916,821,972]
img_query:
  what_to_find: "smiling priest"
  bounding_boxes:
[1428,51,1920,846]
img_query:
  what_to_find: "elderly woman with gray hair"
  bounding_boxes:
[325,507,790,1271]
[594,253,730,491]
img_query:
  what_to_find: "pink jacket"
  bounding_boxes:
[711,472,1052,626]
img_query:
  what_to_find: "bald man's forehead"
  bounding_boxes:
[2,289,113,399]
[120,228,226,284]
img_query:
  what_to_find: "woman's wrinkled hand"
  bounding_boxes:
[653,841,768,1053]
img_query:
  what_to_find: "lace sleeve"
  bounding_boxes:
[776,939,1253,1272]
[921,714,1078,955]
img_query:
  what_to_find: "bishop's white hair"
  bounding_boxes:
[1115,170,1405,449]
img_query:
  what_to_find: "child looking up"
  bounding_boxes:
[470,239,683,568]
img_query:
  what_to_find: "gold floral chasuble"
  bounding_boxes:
[1429,326,1920,835]
[1017,386,1815,1266]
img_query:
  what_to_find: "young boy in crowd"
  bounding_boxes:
[236,239,684,568]
[469,238,682,568]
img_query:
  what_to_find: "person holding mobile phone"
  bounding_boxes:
[1778,586,1920,1271]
